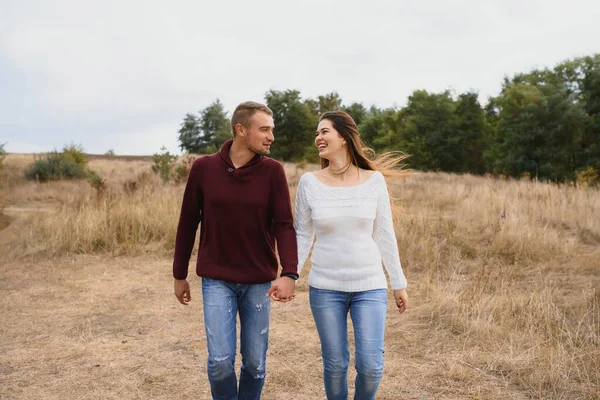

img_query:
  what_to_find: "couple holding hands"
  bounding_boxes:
[173,101,408,400]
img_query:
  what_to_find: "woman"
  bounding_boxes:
[294,111,408,400]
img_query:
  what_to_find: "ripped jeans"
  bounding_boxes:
[202,278,271,400]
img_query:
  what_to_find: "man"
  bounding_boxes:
[173,101,298,400]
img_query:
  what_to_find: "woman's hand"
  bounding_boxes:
[393,289,408,313]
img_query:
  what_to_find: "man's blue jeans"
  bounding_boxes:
[309,286,388,400]
[202,278,271,400]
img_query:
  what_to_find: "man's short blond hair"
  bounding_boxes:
[231,101,273,136]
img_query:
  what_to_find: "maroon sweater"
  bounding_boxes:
[172,140,298,283]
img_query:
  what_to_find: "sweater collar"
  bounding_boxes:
[218,139,263,170]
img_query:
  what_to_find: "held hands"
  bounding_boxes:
[393,289,408,313]
[266,276,296,303]
[174,279,191,305]
[175,277,297,305]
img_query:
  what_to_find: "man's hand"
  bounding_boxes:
[266,277,296,303]
[174,279,191,305]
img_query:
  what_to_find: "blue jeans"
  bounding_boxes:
[202,278,271,400]
[309,286,388,400]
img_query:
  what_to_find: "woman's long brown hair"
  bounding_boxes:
[319,111,413,219]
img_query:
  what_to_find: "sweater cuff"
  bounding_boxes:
[281,272,299,280]
[173,262,189,280]
[391,279,407,290]
[280,262,298,277]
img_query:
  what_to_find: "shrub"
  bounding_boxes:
[25,152,86,182]
[24,145,90,182]
[0,142,6,176]
[576,166,599,187]
[173,155,195,184]
[61,143,88,167]
[88,169,106,193]
[151,146,177,184]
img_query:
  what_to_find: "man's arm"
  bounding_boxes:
[172,159,203,281]
[267,162,298,301]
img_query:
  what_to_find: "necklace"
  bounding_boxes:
[327,164,359,181]
[328,162,353,176]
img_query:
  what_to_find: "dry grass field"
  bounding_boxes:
[1,153,598,399]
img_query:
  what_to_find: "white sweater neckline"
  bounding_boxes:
[305,170,381,190]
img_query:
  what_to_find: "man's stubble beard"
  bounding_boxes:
[245,135,270,156]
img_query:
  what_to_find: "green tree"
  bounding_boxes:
[265,90,315,161]
[356,107,394,151]
[369,108,402,152]
[578,55,600,171]
[396,90,462,172]
[342,102,368,126]
[498,54,600,178]
[178,99,230,154]
[306,92,343,116]
[490,82,587,181]
[200,99,231,153]
[482,98,501,172]
[455,92,486,174]
[177,113,201,153]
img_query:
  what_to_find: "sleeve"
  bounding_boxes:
[172,159,203,280]
[294,175,315,277]
[271,162,299,277]
[372,173,407,290]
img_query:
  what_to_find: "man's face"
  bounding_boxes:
[243,111,275,156]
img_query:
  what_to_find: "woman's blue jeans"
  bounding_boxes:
[309,286,388,400]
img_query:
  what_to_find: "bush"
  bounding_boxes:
[576,166,599,187]
[173,155,195,184]
[87,169,106,193]
[24,145,90,182]
[0,142,6,174]
[61,143,88,166]
[151,146,177,184]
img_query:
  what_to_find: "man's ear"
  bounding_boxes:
[235,123,245,137]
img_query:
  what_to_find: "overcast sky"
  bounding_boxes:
[1,0,599,155]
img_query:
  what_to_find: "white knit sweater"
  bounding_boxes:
[294,171,407,292]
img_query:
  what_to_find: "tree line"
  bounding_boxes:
[177,54,600,183]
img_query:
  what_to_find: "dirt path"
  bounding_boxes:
[0,252,529,400]
[0,202,57,247]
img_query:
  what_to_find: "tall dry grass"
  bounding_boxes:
[1,157,599,398]
[392,173,599,398]
[7,174,181,257]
